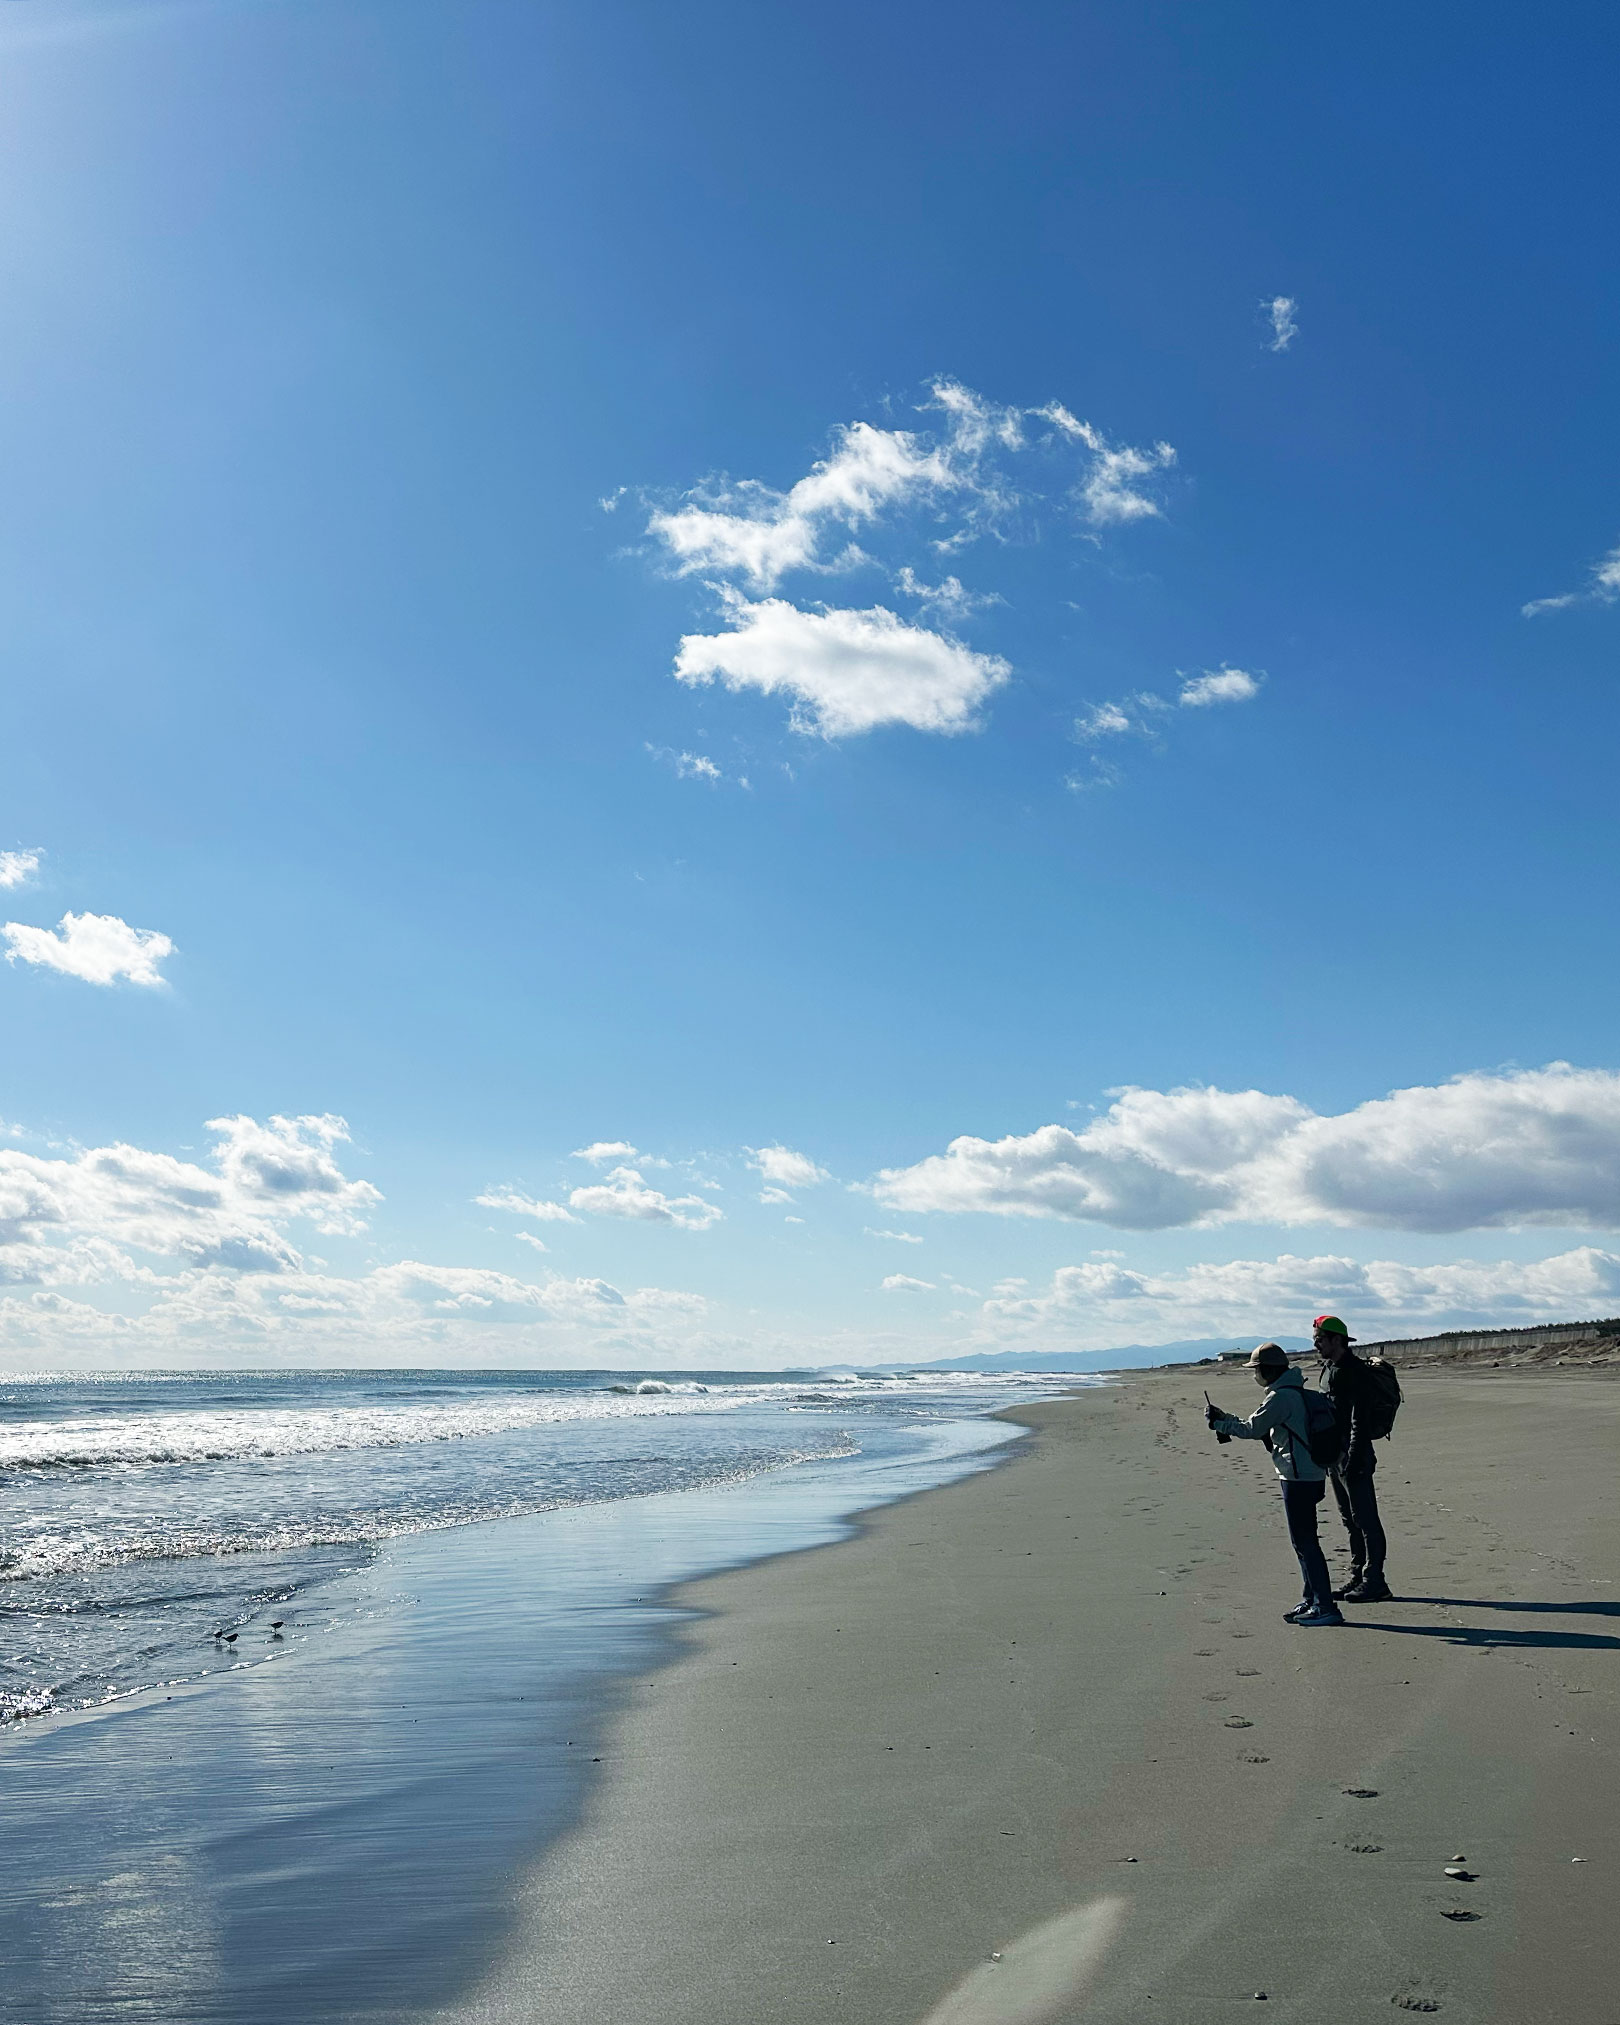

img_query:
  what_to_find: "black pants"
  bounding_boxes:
[1281,1480,1335,1612]
[1331,1456,1387,1581]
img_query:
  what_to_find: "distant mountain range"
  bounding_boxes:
[905,1336,1314,1374]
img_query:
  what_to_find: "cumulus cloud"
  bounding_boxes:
[1522,540,1620,617]
[881,1273,936,1292]
[0,1114,379,1279]
[747,1145,829,1189]
[674,593,1010,739]
[1179,666,1261,707]
[571,1142,640,1165]
[980,1245,1620,1347]
[0,849,41,889]
[872,1065,1620,1234]
[475,1188,579,1224]
[648,421,955,591]
[4,911,173,987]
[636,382,1180,753]
[1264,296,1298,352]
[567,1166,723,1230]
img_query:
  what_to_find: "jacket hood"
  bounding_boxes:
[1270,1366,1306,1392]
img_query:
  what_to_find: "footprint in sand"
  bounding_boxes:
[1440,1910,1481,1922]
[1344,1843,1383,1853]
[1193,1649,1217,1657]
[1202,1692,1229,1702]
[1223,1717,1254,1729]
[1237,1751,1270,1763]
[1392,1998,1442,2013]
[1236,1666,1260,1676]
[1343,1787,1379,1798]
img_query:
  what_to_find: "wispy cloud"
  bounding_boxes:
[645,743,724,783]
[1035,406,1177,524]
[873,1063,1620,1235]
[893,566,1001,619]
[881,1272,935,1292]
[475,1187,580,1224]
[1069,666,1262,786]
[674,593,1010,739]
[865,1226,923,1243]
[1522,540,1620,616]
[3,912,174,987]
[0,849,41,890]
[748,1145,826,1188]
[1264,296,1298,352]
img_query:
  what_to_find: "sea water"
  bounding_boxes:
[0,1367,1096,2022]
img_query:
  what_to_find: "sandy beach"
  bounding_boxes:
[442,1369,1619,2025]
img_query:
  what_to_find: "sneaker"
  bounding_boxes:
[1283,1603,1313,1622]
[1331,1577,1364,1599]
[1291,1606,1346,1627]
[1342,1578,1393,1603]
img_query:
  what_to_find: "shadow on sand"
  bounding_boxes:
[1399,1597,1620,1618]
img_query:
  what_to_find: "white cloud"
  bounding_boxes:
[893,566,1000,619]
[865,1227,923,1243]
[1522,540,1620,617]
[1264,296,1298,352]
[872,1065,1620,1234]
[881,1273,935,1292]
[0,849,41,889]
[4,911,173,987]
[1034,406,1176,524]
[475,1188,579,1224]
[1071,666,1263,783]
[648,421,955,591]
[747,1145,829,1189]
[514,1231,549,1254]
[571,1142,640,1165]
[674,593,1010,739]
[1179,665,1261,707]
[0,1113,379,1277]
[568,1166,723,1231]
[980,1245,1620,1348]
[645,744,724,783]
[1076,701,1135,741]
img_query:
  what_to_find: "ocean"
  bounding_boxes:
[0,1365,1096,2022]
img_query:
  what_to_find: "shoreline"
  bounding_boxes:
[0,1397,1042,2024]
[441,1367,1619,2025]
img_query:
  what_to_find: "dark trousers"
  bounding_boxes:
[1281,1479,1335,1611]
[1331,1457,1387,1581]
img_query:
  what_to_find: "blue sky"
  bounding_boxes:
[3,0,1620,1367]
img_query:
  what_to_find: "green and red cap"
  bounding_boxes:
[1313,1314,1353,1339]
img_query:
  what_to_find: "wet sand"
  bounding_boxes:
[441,1371,1620,2025]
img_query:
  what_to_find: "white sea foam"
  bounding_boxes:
[0,1371,1038,1473]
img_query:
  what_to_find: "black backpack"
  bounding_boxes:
[1360,1355,1403,1440]
[1300,1387,1344,1469]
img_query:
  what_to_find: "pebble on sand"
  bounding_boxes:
[1443,1865,1475,1880]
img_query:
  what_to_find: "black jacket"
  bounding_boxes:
[1323,1351,1379,1473]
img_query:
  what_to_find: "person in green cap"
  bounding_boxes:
[1314,1315,1393,1602]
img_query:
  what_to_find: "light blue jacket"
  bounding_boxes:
[1211,1366,1326,1483]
